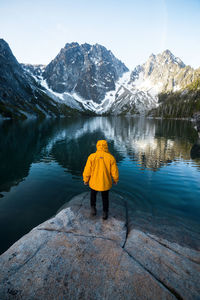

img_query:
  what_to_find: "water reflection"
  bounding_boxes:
[0,119,66,193]
[0,117,200,254]
[0,117,199,194]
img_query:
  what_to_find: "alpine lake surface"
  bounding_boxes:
[0,116,200,254]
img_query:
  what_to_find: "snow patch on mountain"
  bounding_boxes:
[32,75,83,111]
[131,74,164,96]
[29,66,158,115]
[94,71,158,115]
[95,71,132,114]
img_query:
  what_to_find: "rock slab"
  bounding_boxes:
[0,192,199,300]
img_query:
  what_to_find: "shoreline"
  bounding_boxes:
[0,192,199,299]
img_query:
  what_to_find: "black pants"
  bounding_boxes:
[90,189,109,212]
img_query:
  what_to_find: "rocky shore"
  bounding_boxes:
[0,192,199,300]
[192,112,200,136]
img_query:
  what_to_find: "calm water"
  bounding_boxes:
[0,116,200,254]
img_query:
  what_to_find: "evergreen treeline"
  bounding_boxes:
[149,77,200,118]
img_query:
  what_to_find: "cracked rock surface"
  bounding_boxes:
[0,192,199,300]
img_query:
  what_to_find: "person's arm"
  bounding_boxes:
[111,157,119,184]
[83,155,92,184]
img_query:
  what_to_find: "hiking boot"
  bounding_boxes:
[90,207,97,216]
[102,211,108,220]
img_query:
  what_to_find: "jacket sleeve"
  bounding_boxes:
[83,155,92,183]
[111,157,119,183]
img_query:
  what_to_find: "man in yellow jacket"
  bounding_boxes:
[83,140,119,220]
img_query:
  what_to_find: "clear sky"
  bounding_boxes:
[1,0,200,69]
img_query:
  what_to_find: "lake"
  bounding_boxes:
[0,116,200,254]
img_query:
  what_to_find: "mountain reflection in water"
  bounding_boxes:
[0,117,200,254]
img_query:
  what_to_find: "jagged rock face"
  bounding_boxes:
[130,49,199,94]
[0,39,33,104]
[43,42,128,103]
[0,192,199,300]
[0,39,78,119]
[0,39,45,119]
[21,64,45,78]
[108,85,157,115]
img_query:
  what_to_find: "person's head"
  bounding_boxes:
[96,140,108,152]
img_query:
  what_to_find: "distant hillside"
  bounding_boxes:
[149,75,200,118]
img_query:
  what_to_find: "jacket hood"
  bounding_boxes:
[96,140,109,152]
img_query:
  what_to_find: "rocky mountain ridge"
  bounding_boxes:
[1,38,200,119]
[0,39,79,119]
[43,42,128,103]
[129,49,199,95]
[25,43,176,115]
[34,46,199,116]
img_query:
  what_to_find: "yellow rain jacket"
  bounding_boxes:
[83,140,119,191]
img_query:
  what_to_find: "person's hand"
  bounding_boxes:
[84,182,89,185]
[113,181,117,185]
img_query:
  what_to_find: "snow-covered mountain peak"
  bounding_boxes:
[159,49,185,68]
[42,42,128,104]
[130,49,193,95]
[149,53,156,60]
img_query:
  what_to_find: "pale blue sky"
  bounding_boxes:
[1,0,200,69]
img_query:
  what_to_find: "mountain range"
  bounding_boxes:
[0,38,200,119]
